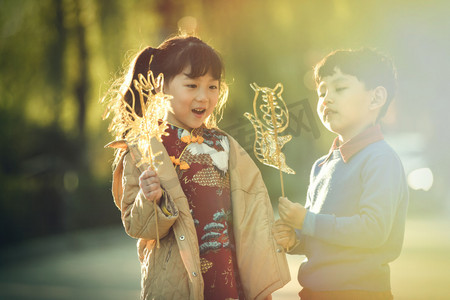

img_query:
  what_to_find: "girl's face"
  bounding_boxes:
[164,66,220,131]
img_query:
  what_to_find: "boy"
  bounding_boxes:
[273,48,409,300]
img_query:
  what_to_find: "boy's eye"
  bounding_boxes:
[186,84,197,88]
[209,85,218,90]
[336,87,347,92]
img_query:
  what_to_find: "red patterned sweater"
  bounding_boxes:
[161,124,243,300]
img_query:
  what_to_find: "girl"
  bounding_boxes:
[103,35,290,300]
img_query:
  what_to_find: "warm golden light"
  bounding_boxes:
[104,66,172,248]
[244,82,295,197]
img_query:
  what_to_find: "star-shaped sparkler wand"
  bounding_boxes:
[244,83,295,197]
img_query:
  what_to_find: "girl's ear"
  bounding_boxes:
[369,86,387,110]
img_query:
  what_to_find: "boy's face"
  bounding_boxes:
[316,68,375,142]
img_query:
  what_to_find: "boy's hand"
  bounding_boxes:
[278,197,307,229]
[139,167,162,205]
[272,219,296,250]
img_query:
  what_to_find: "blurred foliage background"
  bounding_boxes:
[1,0,449,249]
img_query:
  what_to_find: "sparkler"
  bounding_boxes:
[104,63,172,248]
[244,83,295,197]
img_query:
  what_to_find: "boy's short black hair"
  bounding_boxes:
[314,48,397,120]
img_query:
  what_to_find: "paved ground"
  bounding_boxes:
[0,225,301,300]
[0,226,142,300]
[1,216,449,300]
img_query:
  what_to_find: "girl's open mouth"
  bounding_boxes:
[192,108,206,116]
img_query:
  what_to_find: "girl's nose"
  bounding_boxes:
[195,88,208,102]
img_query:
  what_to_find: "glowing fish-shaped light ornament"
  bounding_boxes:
[244,83,295,197]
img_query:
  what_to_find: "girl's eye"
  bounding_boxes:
[336,87,347,92]
[186,84,197,88]
[209,85,218,90]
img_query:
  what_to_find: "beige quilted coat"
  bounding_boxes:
[109,134,290,300]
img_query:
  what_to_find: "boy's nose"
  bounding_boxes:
[323,94,333,104]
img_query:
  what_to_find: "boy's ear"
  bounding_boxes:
[369,86,387,110]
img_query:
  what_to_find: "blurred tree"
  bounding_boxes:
[0,0,117,246]
[73,0,88,142]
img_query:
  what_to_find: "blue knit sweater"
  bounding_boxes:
[292,138,409,292]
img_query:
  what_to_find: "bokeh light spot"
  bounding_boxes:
[408,168,433,191]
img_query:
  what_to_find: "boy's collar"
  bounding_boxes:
[320,124,384,165]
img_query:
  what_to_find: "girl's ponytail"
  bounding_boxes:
[122,47,160,117]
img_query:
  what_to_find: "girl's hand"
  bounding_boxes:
[139,167,163,204]
[272,219,296,250]
[278,197,307,229]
